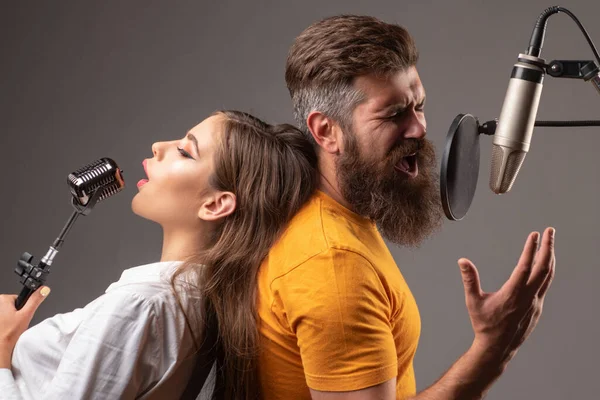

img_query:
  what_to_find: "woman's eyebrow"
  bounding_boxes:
[186,133,200,155]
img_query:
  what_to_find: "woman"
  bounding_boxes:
[0,110,317,399]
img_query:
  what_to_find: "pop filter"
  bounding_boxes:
[440,114,481,221]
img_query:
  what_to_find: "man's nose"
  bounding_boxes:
[403,110,426,140]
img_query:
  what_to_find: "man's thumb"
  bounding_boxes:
[458,258,482,299]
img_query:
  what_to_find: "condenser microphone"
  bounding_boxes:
[68,157,125,208]
[489,6,560,194]
[489,55,545,194]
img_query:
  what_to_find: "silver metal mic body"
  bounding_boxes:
[490,54,545,194]
[67,157,125,207]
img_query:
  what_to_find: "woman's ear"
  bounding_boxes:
[198,191,236,221]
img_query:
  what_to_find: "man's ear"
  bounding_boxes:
[306,111,342,154]
[198,191,236,221]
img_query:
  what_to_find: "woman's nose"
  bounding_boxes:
[151,142,165,159]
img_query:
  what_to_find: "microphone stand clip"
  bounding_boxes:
[547,59,600,95]
[547,59,598,79]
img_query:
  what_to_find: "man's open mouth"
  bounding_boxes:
[394,153,419,178]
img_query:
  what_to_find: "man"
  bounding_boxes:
[257,15,555,399]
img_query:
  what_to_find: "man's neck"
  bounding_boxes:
[317,156,353,210]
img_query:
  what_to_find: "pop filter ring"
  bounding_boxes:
[440,114,481,221]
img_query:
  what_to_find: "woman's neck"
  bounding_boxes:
[160,227,210,262]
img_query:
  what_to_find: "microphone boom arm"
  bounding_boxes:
[479,118,600,136]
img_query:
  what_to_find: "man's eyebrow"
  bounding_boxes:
[378,96,427,114]
[375,101,406,114]
[186,132,200,155]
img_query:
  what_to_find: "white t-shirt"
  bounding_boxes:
[0,261,213,400]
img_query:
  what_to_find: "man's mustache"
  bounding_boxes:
[387,138,426,163]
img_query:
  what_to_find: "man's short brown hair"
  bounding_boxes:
[285,15,419,143]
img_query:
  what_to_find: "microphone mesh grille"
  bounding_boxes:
[67,158,123,206]
[490,145,526,194]
[490,145,504,190]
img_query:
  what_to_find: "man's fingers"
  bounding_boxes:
[19,286,50,318]
[505,232,539,293]
[537,253,556,299]
[458,258,483,300]
[527,228,556,293]
[519,232,540,269]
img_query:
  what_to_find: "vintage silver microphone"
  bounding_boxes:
[14,158,125,309]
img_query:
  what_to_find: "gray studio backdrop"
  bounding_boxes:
[1,0,597,398]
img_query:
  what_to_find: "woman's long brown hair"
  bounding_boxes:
[172,110,317,399]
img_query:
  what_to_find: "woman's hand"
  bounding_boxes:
[0,287,50,368]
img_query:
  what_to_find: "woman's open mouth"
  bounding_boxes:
[138,160,150,188]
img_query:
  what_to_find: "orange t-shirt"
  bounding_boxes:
[257,191,421,399]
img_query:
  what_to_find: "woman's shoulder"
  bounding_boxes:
[98,261,203,329]
[105,261,198,298]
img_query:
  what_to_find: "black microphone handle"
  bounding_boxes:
[15,287,35,310]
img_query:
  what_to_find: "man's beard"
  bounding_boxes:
[336,131,443,247]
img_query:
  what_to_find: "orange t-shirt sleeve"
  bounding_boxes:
[275,248,398,392]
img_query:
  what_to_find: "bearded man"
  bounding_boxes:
[256,15,556,400]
